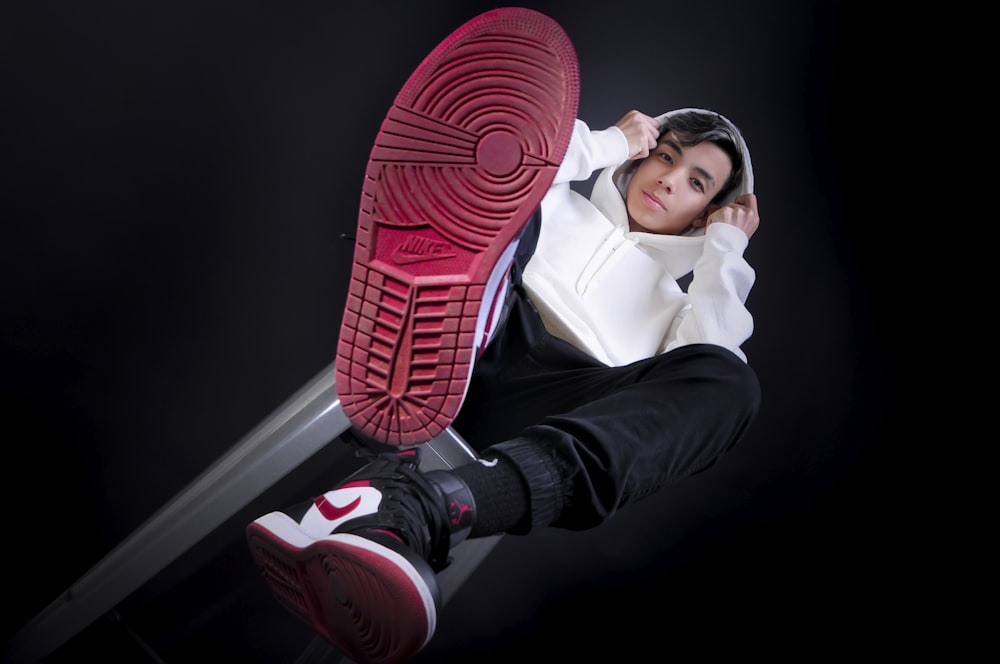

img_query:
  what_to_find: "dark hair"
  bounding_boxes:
[658,111,744,205]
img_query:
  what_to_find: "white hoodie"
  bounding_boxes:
[522,108,756,365]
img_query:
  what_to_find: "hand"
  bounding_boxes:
[706,193,760,240]
[615,110,661,160]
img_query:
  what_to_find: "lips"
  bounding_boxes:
[643,191,665,210]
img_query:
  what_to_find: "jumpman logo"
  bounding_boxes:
[449,498,474,526]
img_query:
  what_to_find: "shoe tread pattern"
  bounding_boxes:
[337,7,579,446]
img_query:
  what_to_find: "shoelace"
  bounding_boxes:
[335,449,454,573]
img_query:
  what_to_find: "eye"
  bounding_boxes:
[690,178,705,193]
[656,151,673,164]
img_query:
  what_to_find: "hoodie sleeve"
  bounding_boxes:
[664,223,755,362]
[552,119,630,184]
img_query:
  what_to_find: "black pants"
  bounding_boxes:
[453,217,761,532]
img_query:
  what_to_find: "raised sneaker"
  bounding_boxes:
[245,448,475,664]
[335,7,580,446]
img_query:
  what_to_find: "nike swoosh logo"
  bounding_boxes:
[392,249,457,265]
[314,494,361,520]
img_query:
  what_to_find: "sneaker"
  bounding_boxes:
[335,7,580,446]
[245,448,475,664]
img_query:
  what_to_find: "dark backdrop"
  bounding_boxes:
[2,1,900,661]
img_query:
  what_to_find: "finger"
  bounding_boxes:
[736,192,758,213]
[648,120,661,146]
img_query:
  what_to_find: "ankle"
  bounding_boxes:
[424,470,476,547]
[450,454,532,537]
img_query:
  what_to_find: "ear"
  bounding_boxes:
[691,204,719,229]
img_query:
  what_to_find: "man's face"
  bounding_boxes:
[625,132,733,235]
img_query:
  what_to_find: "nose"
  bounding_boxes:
[656,172,674,192]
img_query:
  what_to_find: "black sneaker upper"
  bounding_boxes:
[333,450,475,572]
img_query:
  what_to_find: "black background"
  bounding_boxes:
[2,1,902,661]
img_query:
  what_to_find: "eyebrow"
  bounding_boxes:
[661,138,717,189]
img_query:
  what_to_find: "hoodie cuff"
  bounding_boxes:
[555,120,631,183]
[705,221,750,254]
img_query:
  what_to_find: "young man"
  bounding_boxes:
[246,8,761,664]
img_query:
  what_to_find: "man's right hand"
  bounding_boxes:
[615,110,661,160]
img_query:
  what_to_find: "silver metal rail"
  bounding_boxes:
[5,360,499,663]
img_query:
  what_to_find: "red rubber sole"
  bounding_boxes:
[247,518,438,664]
[335,7,580,446]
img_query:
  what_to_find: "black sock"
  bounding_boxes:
[452,455,530,537]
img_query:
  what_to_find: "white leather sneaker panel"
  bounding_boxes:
[299,486,384,537]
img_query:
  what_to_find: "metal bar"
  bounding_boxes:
[6,361,502,664]
[6,360,351,663]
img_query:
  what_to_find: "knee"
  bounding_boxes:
[704,343,758,393]
[658,343,761,415]
[713,346,761,417]
[733,356,761,416]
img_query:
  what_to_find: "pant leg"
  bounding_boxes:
[454,291,761,532]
